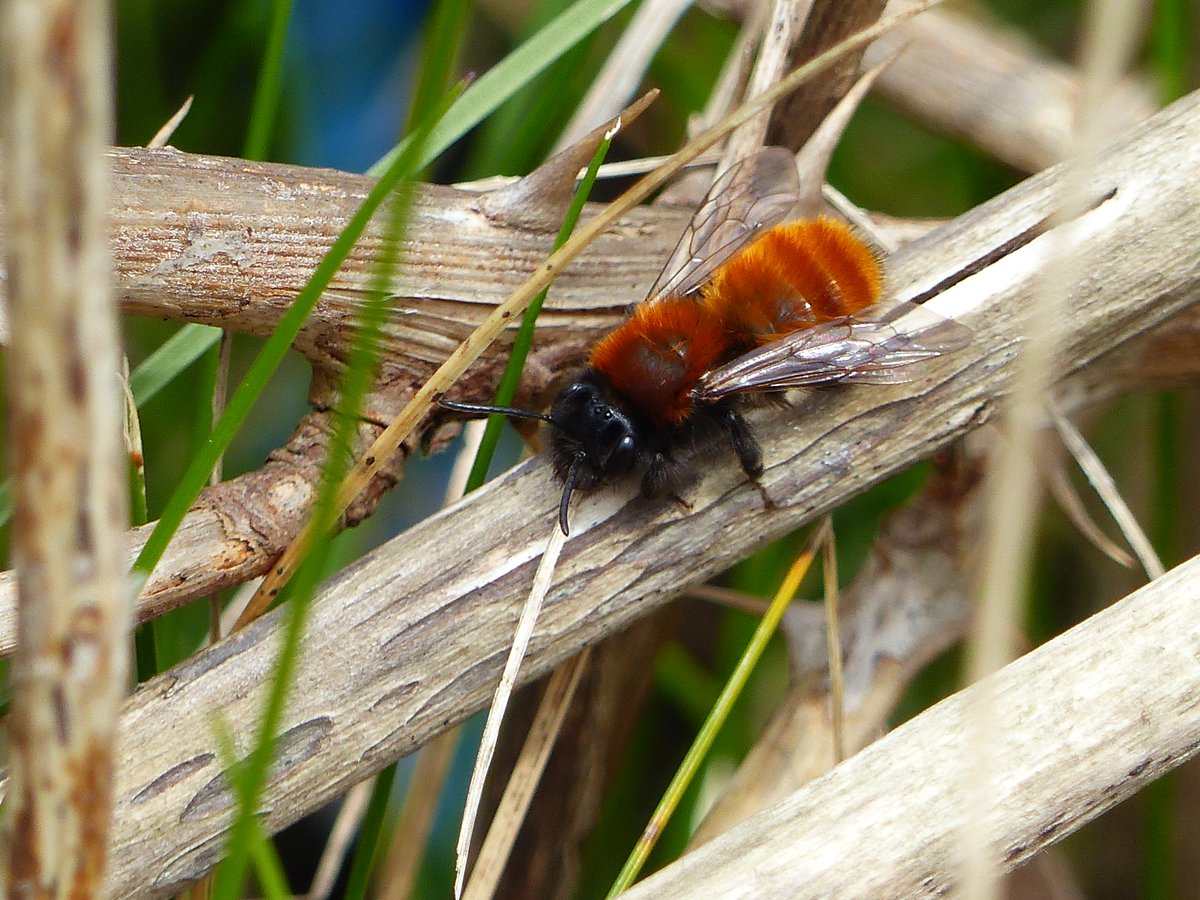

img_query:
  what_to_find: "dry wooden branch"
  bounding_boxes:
[19,88,1192,897]
[686,1,1155,172]
[0,0,130,894]
[622,551,1200,897]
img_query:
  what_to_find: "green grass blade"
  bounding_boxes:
[248,820,292,900]
[242,0,293,161]
[406,0,473,129]
[462,0,584,178]
[129,323,223,408]
[208,83,459,900]
[464,126,613,491]
[367,0,635,176]
[342,765,399,900]
[210,718,294,898]
[1150,0,1189,103]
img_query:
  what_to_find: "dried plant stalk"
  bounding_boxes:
[621,552,1200,897]
[0,0,131,894]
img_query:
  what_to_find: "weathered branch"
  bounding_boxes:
[39,89,1198,896]
[621,551,1200,897]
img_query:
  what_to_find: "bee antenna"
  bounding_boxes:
[558,451,586,535]
[438,398,555,426]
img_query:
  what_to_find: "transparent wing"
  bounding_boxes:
[646,147,801,302]
[694,302,971,400]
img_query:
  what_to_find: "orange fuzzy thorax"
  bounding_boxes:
[589,294,728,425]
[703,218,881,350]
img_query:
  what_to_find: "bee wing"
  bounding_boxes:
[646,147,801,302]
[695,302,971,400]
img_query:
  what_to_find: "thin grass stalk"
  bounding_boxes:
[607,521,830,896]
[207,87,458,900]
[309,779,377,900]
[407,0,472,129]
[455,523,568,897]
[369,0,639,176]
[464,123,614,490]
[342,764,398,900]
[463,648,593,900]
[821,519,845,763]
[242,0,293,162]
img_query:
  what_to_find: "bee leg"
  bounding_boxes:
[641,452,672,498]
[719,409,763,479]
[642,453,694,515]
[670,493,695,513]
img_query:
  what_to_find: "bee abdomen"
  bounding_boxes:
[705,218,882,348]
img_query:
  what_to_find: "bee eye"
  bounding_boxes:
[608,434,636,471]
[559,382,592,408]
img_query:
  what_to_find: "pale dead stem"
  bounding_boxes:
[622,552,1200,897]
[962,0,1147,895]
[0,0,130,896]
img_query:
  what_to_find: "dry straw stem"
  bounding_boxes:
[23,87,1195,897]
[868,6,1154,173]
[0,0,130,894]
[963,0,1145,891]
[463,648,591,899]
[621,551,1200,898]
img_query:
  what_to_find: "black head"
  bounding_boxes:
[437,370,648,535]
[547,371,646,533]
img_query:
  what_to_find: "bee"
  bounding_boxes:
[441,148,967,534]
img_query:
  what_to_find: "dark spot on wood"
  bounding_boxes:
[76,502,94,555]
[909,219,1049,306]
[132,753,215,804]
[368,680,421,714]
[9,788,42,885]
[365,456,375,466]
[53,684,71,743]
[181,718,333,821]
[68,354,88,404]
[48,7,79,90]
